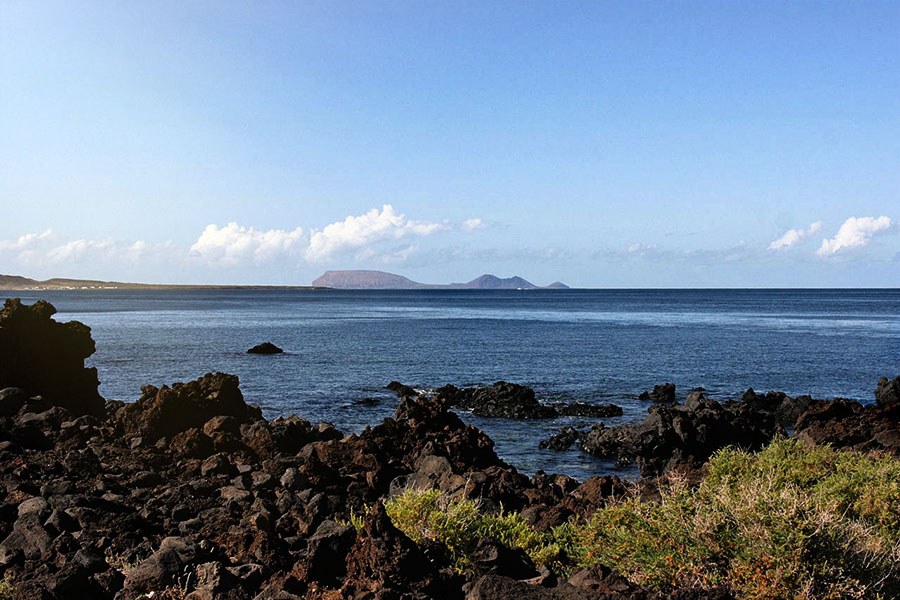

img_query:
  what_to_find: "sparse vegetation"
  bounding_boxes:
[338,504,371,532]
[106,552,140,575]
[385,440,900,599]
[385,488,563,572]
[0,575,14,600]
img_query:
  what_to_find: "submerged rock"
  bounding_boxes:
[539,427,581,451]
[247,342,283,354]
[553,402,623,418]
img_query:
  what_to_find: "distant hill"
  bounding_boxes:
[0,274,322,291]
[312,270,569,290]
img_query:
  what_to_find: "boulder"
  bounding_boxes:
[340,503,448,599]
[639,383,676,404]
[116,372,263,441]
[0,298,104,417]
[875,375,900,407]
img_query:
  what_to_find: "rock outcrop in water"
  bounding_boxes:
[389,381,624,420]
[247,342,284,355]
[638,383,675,404]
[438,381,558,419]
[580,392,781,477]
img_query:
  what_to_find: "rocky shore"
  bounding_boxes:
[1,298,897,599]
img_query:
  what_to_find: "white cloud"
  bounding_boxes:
[304,204,446,261]
[0,230,181,269]
[817,216,893,256]
[1,206,481,273]
[190,223,305,266]
[768,221,823,250]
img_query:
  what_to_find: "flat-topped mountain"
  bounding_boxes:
[312,270,569,290]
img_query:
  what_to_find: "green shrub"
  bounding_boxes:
[384,488,562,572]
[567,439,900,599]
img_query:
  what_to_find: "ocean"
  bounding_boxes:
[8,288,899,479]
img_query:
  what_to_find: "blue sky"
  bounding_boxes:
[1,1,897,287]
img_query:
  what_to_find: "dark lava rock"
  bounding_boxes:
[386,381,416,398]
[875,375,900,407]
[438,381,557,419]
[116,372,263,441]
[539,427,581,451]
[639,383,676,404]
[580,394,777,477]
[340,502,453,599]
[472,537,539,580]
[0,298,104,417]
[553,402,623,418]
[741,388,811,429]
[793,380,900,456]
[247,342,283,355]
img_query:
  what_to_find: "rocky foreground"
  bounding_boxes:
[0,298,898,599]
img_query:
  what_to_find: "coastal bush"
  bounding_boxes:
[385,440,900,599]
[384,488,562,572]
[564,439,900,599]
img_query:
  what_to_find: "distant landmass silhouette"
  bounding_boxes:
[312,270,569,290]
[0,274,321,290]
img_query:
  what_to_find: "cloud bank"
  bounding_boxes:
[0,205,477,272]
[817,216,893,256]
[768,222,823,250]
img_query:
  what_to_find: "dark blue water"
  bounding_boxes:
[7,289,899,479]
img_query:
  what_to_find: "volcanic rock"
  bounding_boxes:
[539,427,580,451]
[793,382,900,456]
[115,372,263,441]
[386,381,416,398]
[875,375,900,407]
[438,381,557,419]
[247,342,283,355]
[0,298,104,417]
[639,383,676,404]
[580,394,777,477]
[340,502,452,599]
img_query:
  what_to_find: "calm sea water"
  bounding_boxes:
[8,289,899,479]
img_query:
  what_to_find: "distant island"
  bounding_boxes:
[312,270,569,290]
[0,274,323,291]
[1,271,568,291]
